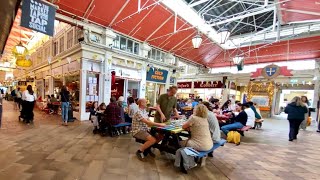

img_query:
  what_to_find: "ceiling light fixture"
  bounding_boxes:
[192,32,202,49]
[15,42,27,54]
[217,27,230,44]
[232,56,244,65]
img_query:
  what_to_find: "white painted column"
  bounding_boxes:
[165,69,172,91]
[139,43,151,99]
[222,80,230,103]
[139,64,147,98]
[103,56,112,105]
[79,60,87,121]
[313,65,320,108]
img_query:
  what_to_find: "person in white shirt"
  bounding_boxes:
[244,104,255,127]
[21,85,37,124]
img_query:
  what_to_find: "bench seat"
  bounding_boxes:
[113,122,131,128]
[197,139,227,158]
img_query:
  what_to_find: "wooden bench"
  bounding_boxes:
[110,122,131,137]
[179,139,227,174]
[196,139,227,158]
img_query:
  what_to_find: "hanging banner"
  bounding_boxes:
[146,68,168,83]
[194,81,224,88]
[21,0,56,36]
[177,82,192,89]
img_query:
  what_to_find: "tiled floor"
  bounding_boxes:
[1,100,320,180]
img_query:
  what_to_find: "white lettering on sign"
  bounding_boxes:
[199,83,219,88]
[29,0,49,33]
[178,84,190,88]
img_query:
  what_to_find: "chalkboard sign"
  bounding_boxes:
[21,0,56,36]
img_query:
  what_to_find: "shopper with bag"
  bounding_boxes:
[60,86,70,126]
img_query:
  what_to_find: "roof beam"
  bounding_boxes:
[109,0,130,26]
[189,0,210,7]
[281,8,320,17]
[210,6,274,26]
[144,15,173,41]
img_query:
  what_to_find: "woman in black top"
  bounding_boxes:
[285,96,308,141]
[60,86,70,126]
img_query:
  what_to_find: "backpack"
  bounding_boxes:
[11,90,16,97]
[227,131,241,145]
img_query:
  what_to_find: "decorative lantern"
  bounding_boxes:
[217,28,230,44]
[192,33,202,49]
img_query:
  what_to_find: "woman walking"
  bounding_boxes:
[21,85,36,124]
[300,96,310,130]
[285,96,308,141]
[60,86,70,126]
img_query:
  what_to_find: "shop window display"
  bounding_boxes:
[127,80,139,99]
[65,74,80,112]
[111,78,125,100]
[86,73,99,112]
[145,82,165,107]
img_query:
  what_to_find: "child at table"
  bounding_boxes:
[133,98,166,161]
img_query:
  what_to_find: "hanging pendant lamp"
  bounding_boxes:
[192,33,202,49]
[217,27,230,44]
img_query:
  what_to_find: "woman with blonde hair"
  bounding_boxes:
[285,96,308,141]
[181,104,213,151]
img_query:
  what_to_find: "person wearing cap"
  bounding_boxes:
[118,96,127,109]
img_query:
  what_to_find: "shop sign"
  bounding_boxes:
[21,0,56,36]
[251,64,292,79]
[26,77,34,82]
[18,81,28,86]
[114,67,141,80]
[194,81,224,88]
[177,82,192,89]
[146,69,168,83]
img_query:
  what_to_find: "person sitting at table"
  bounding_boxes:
[247,101,262,129]
[191,99,199,108]
[104,97,122,126]
[186,99,192,107]
[155,86,180,123]
[45,95,53,114]
[133,98,166,160]
[253,102,264,129]
[99,102,107,111]
[181,104,213,151]
[125,97,138,123]
[221,103,248,136]
[90,101,99,133]
[49,94,59,114]
[221,100,231,112]
[202,102,221,143]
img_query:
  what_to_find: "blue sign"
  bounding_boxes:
[146,68,168,83]
[21,0,56,36]
[265,67,277,77]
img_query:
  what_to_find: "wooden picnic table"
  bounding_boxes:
[150,120,189,154]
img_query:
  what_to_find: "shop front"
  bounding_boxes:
[145,67,168,107]
[177,81,224,101]
[111,66,142,101]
